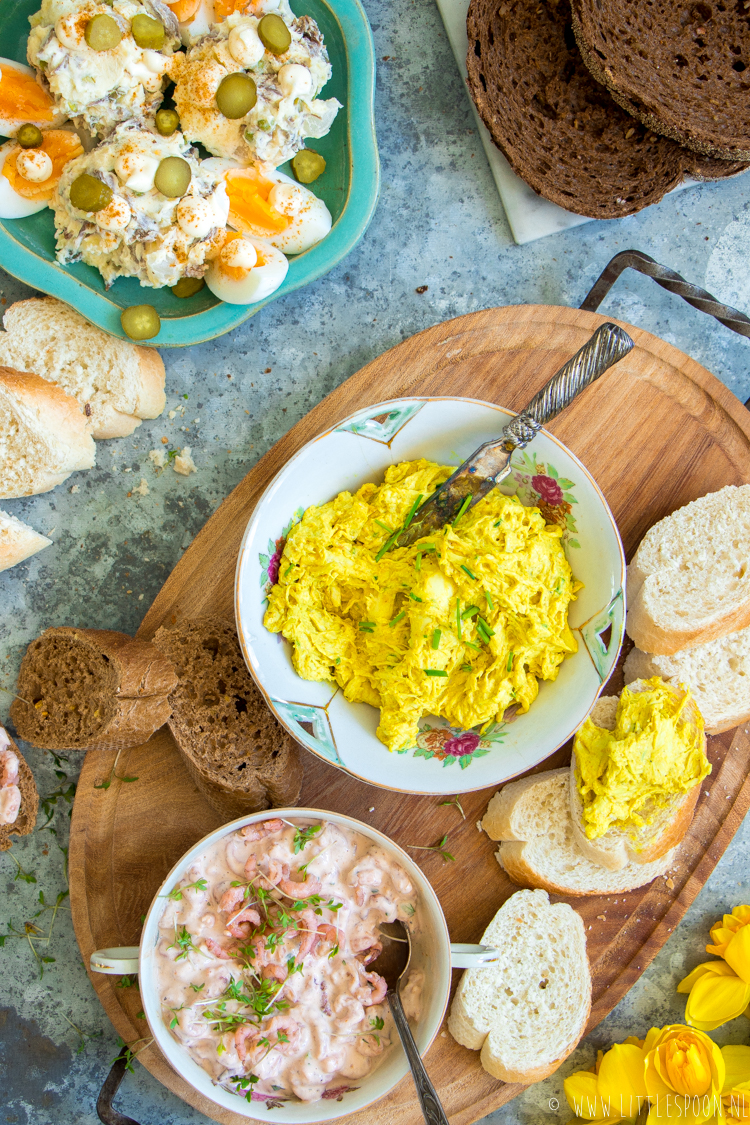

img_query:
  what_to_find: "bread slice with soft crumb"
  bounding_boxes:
[448,888,591,1083]
[568,687,704,871]
[0,298,165,440]
[0,510,52,572]
[626,485,750,654]
[0,366,95,498]
[483,769,676,895]
[624,633,750,736]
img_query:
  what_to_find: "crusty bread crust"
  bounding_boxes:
[479,1018,592,1085]
[0,731,38,851]
[627,584,750,655]
[571,5,750,162]
[0,510,51,572]
[0,366,95,497]
[495,838,675,895]
[10,627,178,751]
[134,346,167,420]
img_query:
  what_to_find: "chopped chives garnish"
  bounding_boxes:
[374,519,393,533]
[477,616,495,637]
[461,663,472,672]
[284,563,293,578]
[477,625,491,644]
[375,532,400,561]
[456,598,461,640]
[465,641,479,650]
[421,544,436,552]
[409,593,422,602]
[453,494,472,525]
[462,605,479,619]
[461,564,477,580]
[389,611,405,627]
[424,669,448,677]
[432,629,441,650]
[415,553,422,571]
[485,589,493,610]
[494,518,503,527]
[359,621,375,632]
[507,650,514,672]
[403,494,423,529]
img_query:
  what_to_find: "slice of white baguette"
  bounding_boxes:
[624,633,750,735]
[0,298,166,440]
[568,687,703,871]
[0,366,95,498]
[448,889,591,1083]
[483,768,677,895]
[0,510,52,572]
[626,485,750,654]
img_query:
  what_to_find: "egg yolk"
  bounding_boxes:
[0,65,58,123]
[166,0,201,21]
[2,130,84,200]
[215,0,253,16]
[218,231,267,278]
[225,168,290,236]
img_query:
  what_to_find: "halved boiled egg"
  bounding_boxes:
[166,0,250,44]
[0,130,84,217]
[0,59,66,137]
[205,231,288,303]
[223,165,332,255]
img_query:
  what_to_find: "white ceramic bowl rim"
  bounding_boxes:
[133,808,452,1124]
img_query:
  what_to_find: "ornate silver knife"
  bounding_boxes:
[390,322,634,550]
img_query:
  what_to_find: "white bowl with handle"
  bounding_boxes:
[89,808,499,1123]
[234,397,626,795]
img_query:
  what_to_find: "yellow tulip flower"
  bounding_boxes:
[678,906,750,1030]
[565,1040,648,1124]
[643,1025,725,1125]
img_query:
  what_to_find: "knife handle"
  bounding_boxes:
[502,322,634,449]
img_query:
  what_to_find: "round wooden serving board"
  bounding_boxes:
[70,305,750,1125]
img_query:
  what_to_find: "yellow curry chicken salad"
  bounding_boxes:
[264,459,581,752]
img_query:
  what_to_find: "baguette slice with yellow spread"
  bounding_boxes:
[569,680,708,872]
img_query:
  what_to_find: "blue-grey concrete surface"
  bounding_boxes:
[2,0,750,1119]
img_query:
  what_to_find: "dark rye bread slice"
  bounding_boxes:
[572,0,750,161]
[10,627,178,751]
[152,616,303,820]
[465,0,748,218]
[0,727,38,851]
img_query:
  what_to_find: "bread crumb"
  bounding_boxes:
[70,484,79,494]
[174,447,197,476]
[476,820,483,832]
[161,436,169,444]
[168,409,177,420]
[134,478,149,497]
[138,593,144,600]
[124,467,132,473]
[596,914,606,920]
[368,806,375,812]
[149,449,166,469]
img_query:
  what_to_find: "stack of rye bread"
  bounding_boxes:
[466,0,750,217]
[9,617,303,818]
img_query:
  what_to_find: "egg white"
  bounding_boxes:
[0,145,48,219]
[0,57,66,137]
[225,166,332,255]
[205,236,288,304]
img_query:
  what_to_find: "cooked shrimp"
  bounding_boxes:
[219,885,248,914]
[235,1024,263,1066]
[204,937,234,960]
[0,750,19,787]
[225,906,261,939]
[240,818,285,842]
[266,1015,302,1055]
[296,908,319,959]
[262,963,288,984]
[314,924,343,955]
[355,971,388,1006]
[243,854,257,879]
[356,940,382,966]
[358,1033,385,1057]
[279,872,322,899]
[260,859,289,888]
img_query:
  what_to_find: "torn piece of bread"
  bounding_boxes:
[448,889,591,1083]
[0,299,166,440]
[10,627,178,751]
[0,510,52,572]
[0,366,95,498]
[0,725,38,851]
[624,632,750,736]
[483,769,676,896]
[568,685,705,871]
[626,485,750,654]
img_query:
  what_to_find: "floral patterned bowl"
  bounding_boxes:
[235,397,625,795]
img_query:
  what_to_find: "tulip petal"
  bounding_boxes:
[565,1071,603,1120]
[678,962,738,993]
[722,1046,750,1093]
[724,925,750,985]
[685,974,750,1031]
[599,1044,649,1113]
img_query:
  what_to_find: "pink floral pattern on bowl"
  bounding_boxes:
[507,451,580,549]
[406,717,511,769]
[259,508,304,596]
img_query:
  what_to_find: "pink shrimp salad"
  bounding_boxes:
[0,727,21,826]
[154,818,422,1104]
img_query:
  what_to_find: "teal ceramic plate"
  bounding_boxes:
[0,0,378,346]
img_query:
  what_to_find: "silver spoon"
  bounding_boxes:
[372,919,450,1125]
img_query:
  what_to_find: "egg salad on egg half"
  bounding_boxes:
[52,121,229,287]
[27,0,181,138]
[169,9,341,165]
[264,459,581,754]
